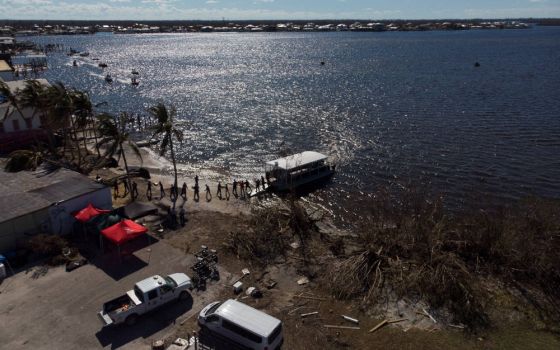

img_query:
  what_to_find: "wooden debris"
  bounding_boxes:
[448,324,465,329]
[324,325,361,330]
[300,311,319,318]
[422,308,437,323]
[297,277,309,285]
[387,318,408,324]
[368,319,388,333]
[341,315,359,324]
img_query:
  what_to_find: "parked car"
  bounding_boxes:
[98,273,192,326]
[198,299,283,350]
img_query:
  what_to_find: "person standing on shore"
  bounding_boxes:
[193,183,200,201]
[181,182,187,200]
[169,184,176,201]
[255,178,260,192]
[225,183,230,200]
[239,180,245,197]
[146,181,152,201]
[245,180,251,195]
[195,175,199,186]
[205,184,212,201]
[217,181,222,199]
[159,181,165,198]
[261,175,266,189]
[232,179,238,197]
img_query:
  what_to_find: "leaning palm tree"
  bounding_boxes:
[70,90,97,158]
[147,103,184,211]
[18,79,54,154]
[45,82,75,160]
[96,112,142,199]
[1,80,46,154]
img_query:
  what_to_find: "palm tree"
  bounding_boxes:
[18,80,53,153]
[97,112,142,199]
[1,80,45,153]
[45,82,75,160]
[70,90,97,158]
[147,103,184,211]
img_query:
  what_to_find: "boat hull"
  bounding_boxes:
[270,169,334,192]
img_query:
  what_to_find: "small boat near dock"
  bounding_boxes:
[105,74,113,83]
[98,62,108,68]
[265,151,335,192]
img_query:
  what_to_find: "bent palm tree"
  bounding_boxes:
[97,112,142,199]
[148,103,184,211]
[18,79,55,155]
[71,90,97,157]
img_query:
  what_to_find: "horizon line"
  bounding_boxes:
[1,17,559,22]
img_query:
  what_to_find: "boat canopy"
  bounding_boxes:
[266,151,327,171]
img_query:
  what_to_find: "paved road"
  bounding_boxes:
[0,238,223,349]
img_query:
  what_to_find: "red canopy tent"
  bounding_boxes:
[101,219,148,245]
[74,203,111,222]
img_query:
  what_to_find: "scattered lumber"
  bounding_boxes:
[422,308,437,323]
[387,318,408,324]
[301,311,319,318]
[342,315,359,324]
[368,319,388,333]
[323,325,361,330]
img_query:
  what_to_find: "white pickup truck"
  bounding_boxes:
[98,273,193,326]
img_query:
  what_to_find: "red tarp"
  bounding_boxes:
[74,203,111,222]
[101,219,148,245]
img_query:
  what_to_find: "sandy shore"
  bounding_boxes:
[95,143,268,216]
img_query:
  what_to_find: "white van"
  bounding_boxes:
[198,299,283,350]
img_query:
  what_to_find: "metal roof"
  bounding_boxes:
[216,299,281,337]
[136,275,165,293]
[0,164,108,223]
[266,151,328,171]
[3,78,49,93]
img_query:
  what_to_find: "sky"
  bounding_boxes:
[1,0,560,21]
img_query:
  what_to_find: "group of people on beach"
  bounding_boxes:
[112,174,271,203]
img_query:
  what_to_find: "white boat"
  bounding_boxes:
[265,151,335,192]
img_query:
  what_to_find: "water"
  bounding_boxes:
[27,28,560,212]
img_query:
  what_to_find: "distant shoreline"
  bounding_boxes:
[2,18,556,36]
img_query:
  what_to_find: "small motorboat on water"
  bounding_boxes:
[72,60,78,67]
[105,74,113,83]
[131,69,139,75]
[98,62,108,68]
[131,77,139,86]
[79,52,89,57]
